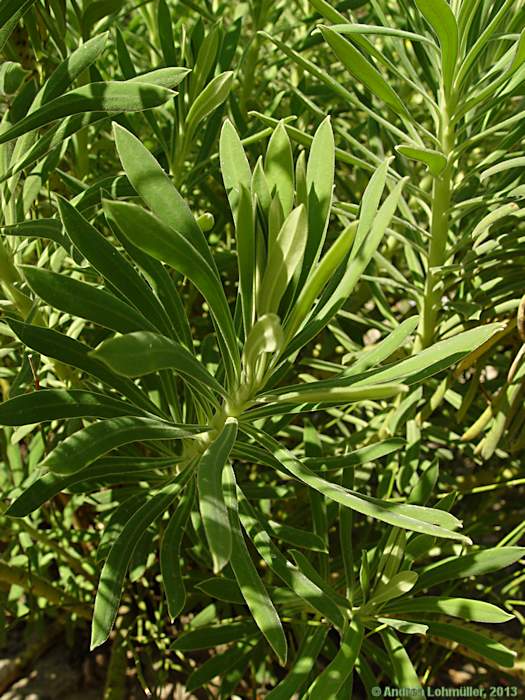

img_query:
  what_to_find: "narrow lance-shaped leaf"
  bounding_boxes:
[426,622,516,668]
[382,629,422,690]
[90,331,225,397]
[157,0,177,66]
[6,318,162,416]
[102,199,240,384]
[414,547,525,591]
[235,186,256,334]
[329,23,438,47]
[300,116,335,279]
[283,222,357,340]
[223,463,288,664]
[266,626,327,700]
[219,119,252,215]
[0,389,143,426]
[5,456,175,518]
[320,27,409,118]
[350,323,504,388]
[385,597,513,623]
[198,418,238,573]
[91,472,190,649]
[265,122,294,216]
[415,0,458,96]
[22,265,155,335]
[260,383,408,406]
[258,205,308,315]
[344,316,419,377]
[247,428,470,543]
[161,479,196,620]
[367,571,418,607]
[30,33,109,111]
[304,618,364,699]
[285,177,407,354]
[185,71,234,142]
[41,416,204,475]
[57,197,175,338]
[238,490,347,628]
[113,124,213,268]
[0,81,177,146]
[0,0,37,52]
[396,145,447,177]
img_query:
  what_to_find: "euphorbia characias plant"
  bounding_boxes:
[1,106,509,682]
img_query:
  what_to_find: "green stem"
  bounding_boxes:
[414,92,455,351]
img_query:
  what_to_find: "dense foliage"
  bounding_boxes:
[0,0,524,697]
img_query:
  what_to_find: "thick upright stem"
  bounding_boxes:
[414,93,455,352]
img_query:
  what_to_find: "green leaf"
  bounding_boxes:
[320,26,409,117]
[426,622,516,668]
[307,438,405,471]
[415,0,458,96]
[285,175,406,354]
[186,640,254,693]
[266,626,327,700]
[219,118,252,214]
[258,205,308,315]
[329,23,437,47]
[91,473,189,649]
[172,620,259,651]
[0,0,37,53]
[344,317,419,377]
[235,186,256,333]
[248,429,470,543]
[367,571,418,606]
[223,463,288,664]
[289,549,350,610]
[42,416,204,475]
[480,156,525,181]
[385,597,513,623]
[353,157,392,251]
[238,493,347,628]
[82,0,124,37]
[6,318,161,416]
[268,521,327,553]
[96,491,147,563]
[5,456,176,517]
[185,71,233,141]
[0,81,177,145]
[396,145,447,176]
[90,331,225,397]
[198,417,238,573]
[2,219,67,247]
[31,33,109,109]
[350,323,505,387]
[382,629,422,689]
[284,223,357,340]
[243,314,284,382]
[22,265,154,335]
[113,123,213,267]
[265,122,294,216]
[157,0,177,66]
[195,577,244,604]
[260,383,408,406]
[379,618,428,635]
[305,618,364,699]
[160,480,195,620]
[0,389,142,426]
[302,116,335,275]
[414,547,525,591]
[102,199,240,384]
[57,197,174,338]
